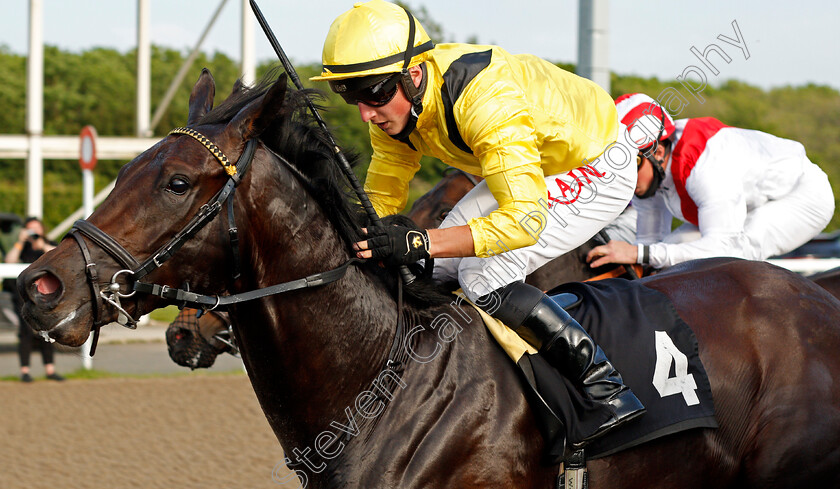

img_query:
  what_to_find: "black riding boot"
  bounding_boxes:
[483,281,645,443]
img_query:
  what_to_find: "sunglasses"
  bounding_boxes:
[332,74,401,107]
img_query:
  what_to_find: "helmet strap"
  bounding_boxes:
[400,6,425,115]
[637,143,670,199]
[389,64,427,147]
[636,110,669,198]
[641,110,666,159]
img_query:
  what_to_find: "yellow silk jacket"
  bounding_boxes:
[364,43,619,257]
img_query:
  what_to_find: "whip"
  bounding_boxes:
[249,0,417,285]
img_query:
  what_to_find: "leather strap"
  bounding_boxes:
[226,193,241,280]
[133,258,365,309]
[71,219,139,270]
[68,230,104,355]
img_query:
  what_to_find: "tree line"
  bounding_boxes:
[0,43,837,233]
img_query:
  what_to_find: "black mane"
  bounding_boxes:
[198,68,365,245]
[198,69,449,306]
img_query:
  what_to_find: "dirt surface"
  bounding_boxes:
[0,375,299,489]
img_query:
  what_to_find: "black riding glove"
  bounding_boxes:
[364,225,431,266]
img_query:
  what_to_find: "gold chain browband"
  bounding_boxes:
[168,127,237,176]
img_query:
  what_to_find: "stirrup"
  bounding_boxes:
[557,448,588,489]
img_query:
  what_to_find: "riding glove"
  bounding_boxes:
[364,225,430,266]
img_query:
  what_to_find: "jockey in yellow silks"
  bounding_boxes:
[312,0,645,444]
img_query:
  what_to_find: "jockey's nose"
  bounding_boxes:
[357,103,377,122]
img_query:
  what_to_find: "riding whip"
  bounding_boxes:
[249,0,417,286]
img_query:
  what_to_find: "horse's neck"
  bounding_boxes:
[233,184,400,444]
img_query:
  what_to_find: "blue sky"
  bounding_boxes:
[0,0,838,91]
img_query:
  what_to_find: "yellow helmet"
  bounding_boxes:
[310,0,435,82]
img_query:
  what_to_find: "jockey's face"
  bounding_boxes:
[635,157,655,197]
[356,65,423,136]
[634,143,669,197]
[357,83,413,135]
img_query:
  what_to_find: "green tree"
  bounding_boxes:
[0,44,838,233]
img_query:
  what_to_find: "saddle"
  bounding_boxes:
[461,278,717,463]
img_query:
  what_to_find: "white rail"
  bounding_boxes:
[0,135,158,160]
[765,258,840,276]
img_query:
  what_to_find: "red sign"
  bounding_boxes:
[79,125,98,171]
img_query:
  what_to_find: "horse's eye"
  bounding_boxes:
[166,177,190,195]
[439,209,451,221]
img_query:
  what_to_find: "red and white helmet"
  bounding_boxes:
[614,93,676,150]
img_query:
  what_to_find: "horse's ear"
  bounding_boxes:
[187,68,216,126]
[229,78,246,97]
[229,73,288,140]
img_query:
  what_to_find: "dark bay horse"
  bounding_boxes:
[167,167,634,371]
[809,266,840,300]
[16,71,840,488]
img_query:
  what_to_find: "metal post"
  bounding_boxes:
[26,0,44,219]
[149,0,229,132]
[136,0,152,137]
[577,0,610,93]
[80,167,95,369]
[79,126,98,370]
[241,0,256,85]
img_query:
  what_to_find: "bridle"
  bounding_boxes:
[67,125,409,414]
[64,127,366,354]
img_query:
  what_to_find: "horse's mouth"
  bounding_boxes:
[20,301,92,347]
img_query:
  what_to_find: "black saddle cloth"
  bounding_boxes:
[516,278,717,462]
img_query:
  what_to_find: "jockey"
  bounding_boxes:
[312,0,644,443]
[587,93,835,269]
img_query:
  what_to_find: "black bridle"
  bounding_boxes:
[64,127,365,353]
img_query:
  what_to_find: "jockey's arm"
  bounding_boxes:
[426,225,476,258]
[587,197,672,267]
[588,178,751,268]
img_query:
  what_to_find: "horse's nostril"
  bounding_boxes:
[35,273,61,296]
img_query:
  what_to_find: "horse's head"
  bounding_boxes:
[166,308,234,369]
[407,168,482,228]
[16,69,289,346]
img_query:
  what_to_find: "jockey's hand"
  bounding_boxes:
[586,240,638,268]
[354,225,430,266]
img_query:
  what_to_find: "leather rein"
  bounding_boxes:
[64,127,370,354]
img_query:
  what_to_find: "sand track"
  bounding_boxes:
[0,375,296,488]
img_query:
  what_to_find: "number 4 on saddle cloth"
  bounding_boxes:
[464,278,717,463]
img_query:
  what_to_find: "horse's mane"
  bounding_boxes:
[196,68,364,244]
[197,69,450,306]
